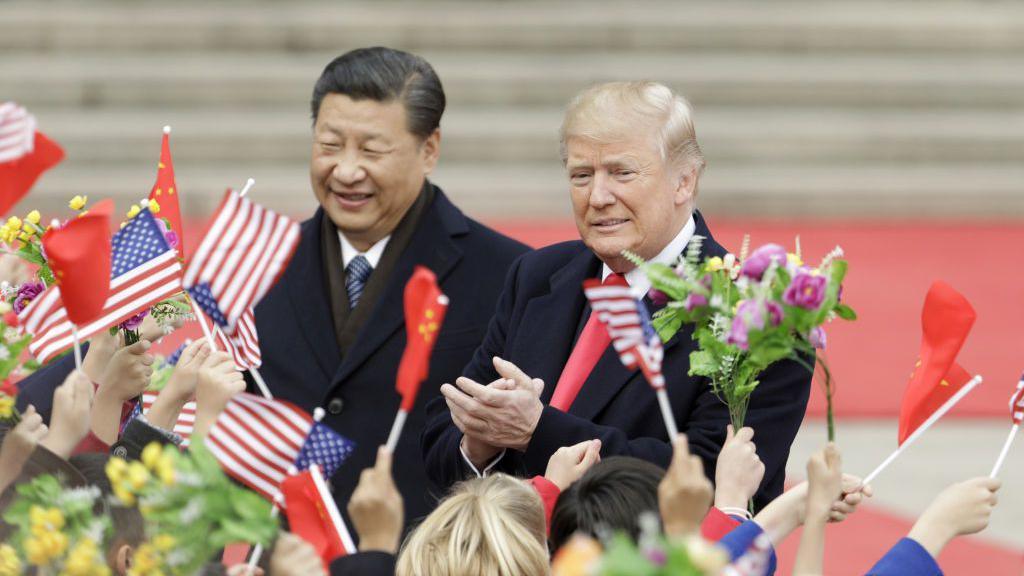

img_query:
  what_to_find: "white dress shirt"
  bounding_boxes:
[601,213,697,296]
[338,232,390,270]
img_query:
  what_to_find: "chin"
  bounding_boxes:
[587,236,634,264]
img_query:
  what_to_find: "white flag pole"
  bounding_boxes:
[189,299,218,349]
[385,409,408,453]
[990,423,1019,478]
[863,375,982,486]
[656,388,679,440]
[71,325,83,371]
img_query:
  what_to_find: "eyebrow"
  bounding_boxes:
[317,122,388,142]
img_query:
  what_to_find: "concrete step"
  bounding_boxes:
[2,1,1024,54]
[3,51,1024,110]
[15,162,1024,221]
[31,107,1024,166]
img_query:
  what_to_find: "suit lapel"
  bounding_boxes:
[284,211,342,380]
[514,247,600,404]
[569,210,724,420]
[330,190,465,388]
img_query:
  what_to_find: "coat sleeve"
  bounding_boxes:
[420,255,526,488]
[14,348,83,422]
[329,551,397,576]
[866,538,943,576]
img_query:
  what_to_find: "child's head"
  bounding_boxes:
[70,453,145,575]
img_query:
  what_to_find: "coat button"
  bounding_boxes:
[327,397,344,415]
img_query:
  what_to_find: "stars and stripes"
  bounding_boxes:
[1010,373,1024,426]
[0,102,36,163]
[582,279,666,389]
[204,392,354,504]
[184,189,299,334]
[214,308,262,370]
[19,209,184,364]
[141,391,197,447]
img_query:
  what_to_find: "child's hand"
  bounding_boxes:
[804,443,843,523]
[97,340,154,402]
[544,439,601,491]
[147,340,211,431]
[269,533,326,576]
[0,405,48,491]
[908,477,1000,557]
[348,446,405,554]
[192,351,245,438]
[658,434,714,537]
[40,370,94,458]
[714,425,765,510]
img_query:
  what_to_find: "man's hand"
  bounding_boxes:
[441,357,543,451]
[908,477,1000,557]
[192,351,246,439]
[268,533,326,576]
[544,439,601,491]
[0,405,47,492]
[714,425,765,510]
[147,340,211,430]
[658,434,714,537]
[348,446,404,554]
[40,370,94,458]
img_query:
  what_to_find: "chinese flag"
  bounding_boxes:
[149,129,185,258]
[40,199,114,325]
[898,281,976,445]
[0,131,64,217]
[396,266,449,412]
[281,466,354,570]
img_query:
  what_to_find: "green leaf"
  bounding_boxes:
[687,350,718,377]
[834,303,858,321]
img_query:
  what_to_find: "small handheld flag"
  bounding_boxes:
[0,102,64,216]
[582,278,678,438]
[385,266,449,452]
[863,281,981,486]
[989,373,1024,478]
[41,201,113,326]
[282,465,356,570]
[149,126,186,258]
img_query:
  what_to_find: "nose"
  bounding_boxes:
[331,150,367,186]
[589,172,617,209]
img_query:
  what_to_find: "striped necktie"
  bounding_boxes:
[345,255,373,309]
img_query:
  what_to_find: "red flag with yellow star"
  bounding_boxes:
[396,266,449,412]
[40,199,113,325]
[897,281,976,444]
[149,128,185,258]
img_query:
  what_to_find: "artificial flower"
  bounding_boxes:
[12,281,45,315]
[119,310,148,332]
[126,205,141,219]
[809,326,828,350]
[648,288,668,306]
[25,210,40,225]
[0,395,14,419]
[0,544,21,576]
[738,243,786,281]
[69,195,88,210]
[783,271,827,310]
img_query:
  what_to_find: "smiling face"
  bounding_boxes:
[566,132,696,272]
[310,93,440,251]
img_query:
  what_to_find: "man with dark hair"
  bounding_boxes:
[253,46,529,531]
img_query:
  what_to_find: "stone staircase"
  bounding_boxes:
[2,1,1023,220]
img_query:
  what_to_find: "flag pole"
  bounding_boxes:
[863,375,982,486]
[385,409,408,453]
[231,176,275,400]
[190,299,218,348]
[655,388,679,439]
[71,325,83,370]
[990,423,1019,478]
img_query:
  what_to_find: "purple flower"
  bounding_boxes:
[739,244,787,281]
[684,293,708,311]
[766,300,784,326]
[155,218,179,249]
[644,547,667,566]
[119,310,148,331]
[727,300,765,350]
[12,281,44,314]
[783,272,827,310]
[809,326,828,350]
[647,288,668,306]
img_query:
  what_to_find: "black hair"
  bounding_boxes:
[310,46,446,139]
[549,456,665,552]
[70,453,145,548]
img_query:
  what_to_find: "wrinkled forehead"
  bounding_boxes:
[563,131,663,170]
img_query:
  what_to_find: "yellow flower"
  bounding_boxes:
[0,396,13,419]
[152,534,175,552]
[129,543,158,575]
[787,253,803,267]
[106,457,128,483]
[155,455,175,486]
[62,538,111,576]
[25,210,40,225]
[141,442,162,470]
[24,530,67,566]
[126,205,141,219]
[0,543,21,576]
[127,461,151,491]
[6,217,21,230]
[0,301,11,314]
[113,486,135,507]
[705,256,724,272]
[148,199,160,214]
[69,195,88,211]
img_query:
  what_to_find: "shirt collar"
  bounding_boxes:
[338,232,391,270]
[601,213,696,298]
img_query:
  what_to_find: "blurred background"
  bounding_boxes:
[2,1,1023,573]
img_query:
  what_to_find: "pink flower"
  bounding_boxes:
[684,293,708,311]
[648,288,668,306]
[12,281,44,315]
[766,301,784,326]
[784,272,827,310]
[809,326,827,350]
[727,299,783,350]
[739,244,787,281]
[119,310,148,331]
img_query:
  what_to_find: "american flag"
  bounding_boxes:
[19,209,184,364]
[0,102,36,163]
[190,284,262,370]
[1011,373,1024,426]
[184,189,299,334]
[582,279,666,389]
[205,392,355,503]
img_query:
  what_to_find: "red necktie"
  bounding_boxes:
[549,273,628,411]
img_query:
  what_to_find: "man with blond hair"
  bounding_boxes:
[422,81,811,509]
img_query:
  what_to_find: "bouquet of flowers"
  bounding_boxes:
[106,442,278,575]
[0,475,112,576]
[631,237,855,441]
[0,292,39,423]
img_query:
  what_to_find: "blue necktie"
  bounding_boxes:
[345,255,373,309]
